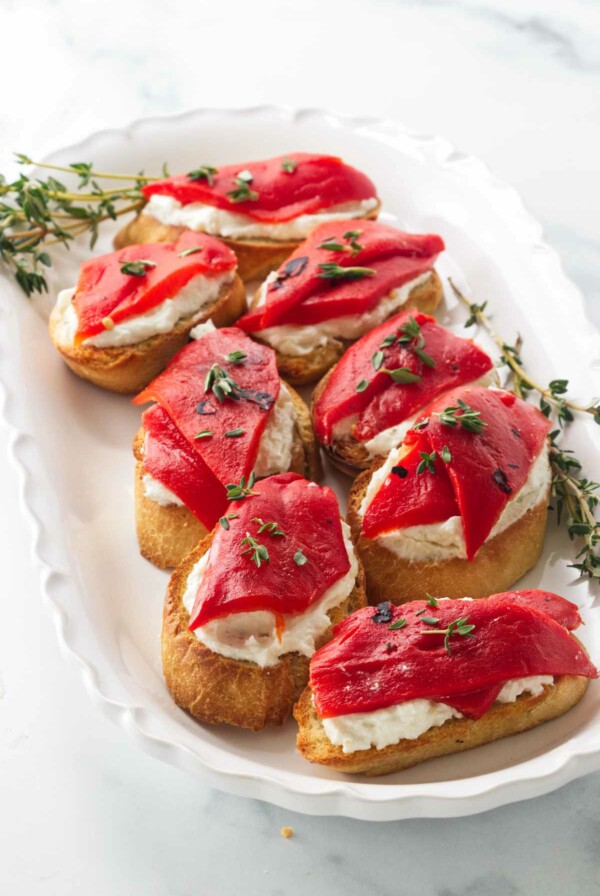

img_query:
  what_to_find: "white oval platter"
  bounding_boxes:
[1,106,599,821]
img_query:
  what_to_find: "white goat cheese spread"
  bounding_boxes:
[182,521,358,667]
[145,194,378,242]
[253,271,432,356]
[52,270,234,348]
[321,675,554,753]
[359,443,550,563]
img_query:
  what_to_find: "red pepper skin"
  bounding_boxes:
[73,231,237,342]
[237,220,444,331]
[310,591,597,719]
[142,153,377,223]
[134,327,281,487]
[142,405,227,530]
[363,387,551,559]
[313,308,493,443]
[188,473,351,629]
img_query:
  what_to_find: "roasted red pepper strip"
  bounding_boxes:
[142,405,227,529]
[189,473,350,628]
[363,387,551,559]
[73,231,237,342]
[238,220,444,331]
[314,308,493,443]
[310,592,597,719]
[134,328,281,485]
[142,153,377,223]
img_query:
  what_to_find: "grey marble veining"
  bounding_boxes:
[0,0,599,893]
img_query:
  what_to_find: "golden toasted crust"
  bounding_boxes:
[48,274,246,394]
[113,203,381,282]
[311,365,372,474]
[249,270,444,386]
[161,533,367,731]
[134,384,322,569]
[346,467,550,604]
[294,674,589,775]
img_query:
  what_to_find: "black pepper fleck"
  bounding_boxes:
[372,602,394,624]
[492,468,513,494]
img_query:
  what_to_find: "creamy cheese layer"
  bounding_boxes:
[359,443,550,563]
[142,383,299,506]
[254,272,431,357]
[330,370,499,457]
[145,195,378,242]
[321,675,554,753]
[182,521,358,668]
[52,271,234,349]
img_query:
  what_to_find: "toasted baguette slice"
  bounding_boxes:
[134,383,322,569]
[294,675,589,775]
[347,467,549,604]
[49,274,246,394]
[249,271,443,387]
[114,201,380,282]
[162,535,367,731]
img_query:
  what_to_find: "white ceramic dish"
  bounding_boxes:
[2,106,600,821]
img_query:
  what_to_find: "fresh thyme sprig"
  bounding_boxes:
[0,155,159,296]
[317,263,376,281]
[252,518,286,538]
[225,473,258,501]
[420,616,476,655]
[240,532,270,567]
[226,170,258,203]
[435,399,488,433]
[379,316,437,368]
[450,277,600,579]
[449,278,600,426]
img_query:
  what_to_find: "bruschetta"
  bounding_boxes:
[312,308,496,473]
[294,590,596,775]
[49,231,245,393]
[237,220,445,385]
[347,386,552,603]
[114,153,380,281]
[132,323,320,569]
[162,472,367,731]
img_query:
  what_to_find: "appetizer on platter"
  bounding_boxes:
[162,473,367,730]
[348,386,552,603]
[294,590,597,775]
[238,220,445,385]
[312,308,496,473]
[115,153,380,281]
[132,323,319,569]
[49,231,245,393]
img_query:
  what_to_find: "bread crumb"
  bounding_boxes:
[280,826,294,839]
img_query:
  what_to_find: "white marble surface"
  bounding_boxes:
[1,0,599,892]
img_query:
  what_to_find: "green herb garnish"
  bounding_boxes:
[225,428,245,438]
[441,445,452,463]
[194,430,213,439]
[240,532,270,567]
[187,165,218,186]
[381,367,422,385]
[226,170,258,203]
[356,379,369,393]
[219,513,238,530]
[224,350,247,365]
[417,450,437,475]
[225,472,258,501]
[120,259,156,276]
[435,399,487,433]
[317,263,376,281]
[252,518,286,538]
[178,245,203,257]
[419,616,476,655]
[294,549,308,566]
[388,617,407,630]
[281,158,298,173]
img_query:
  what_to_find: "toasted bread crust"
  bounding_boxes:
[134,384,322,569]
[311,365,372,474]
[294,674,589,775]
[249,271,444,386]
[113,204,381,282]
[49,274,246,394]
[346,468,550,604]
[162,534,367,731]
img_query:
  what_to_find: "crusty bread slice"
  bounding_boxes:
[249,271,444,387]
[311,365,372,474]
[347,467,550,604]
[162,533,367,731]
[134,383,322,569]
[49,274,246,394]
[294,674,589,775]
[114,203,381,283]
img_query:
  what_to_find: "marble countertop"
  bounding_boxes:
[1,0,599,893]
